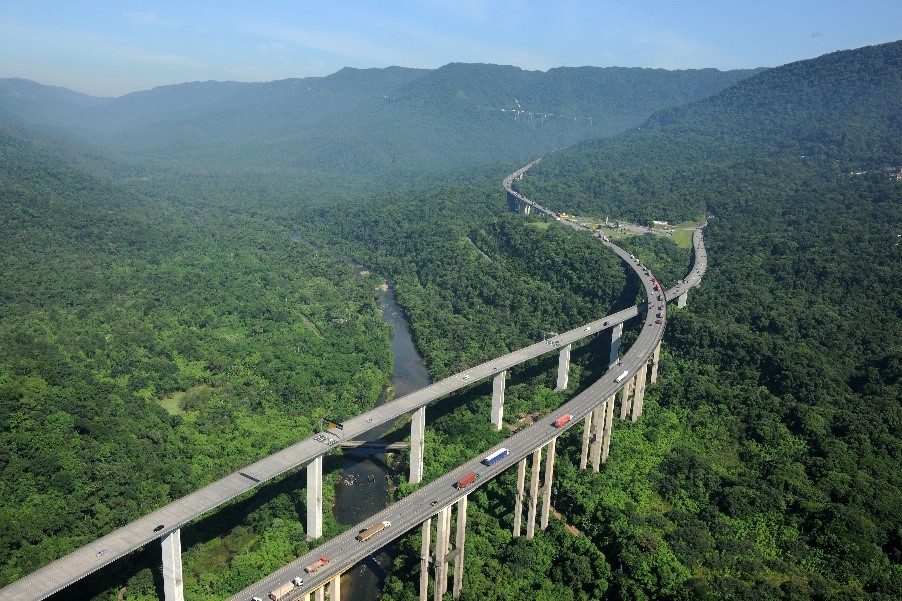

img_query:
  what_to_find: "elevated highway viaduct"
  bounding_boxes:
[1,161,706,601]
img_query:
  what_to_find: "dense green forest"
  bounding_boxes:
[0,64,758,178]
[377,42,902,601]
[2,41,901,601]
[0,121,399,592]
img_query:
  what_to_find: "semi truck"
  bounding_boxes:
[455,471,480,489]
[268,578,302,601]
[304,556,329,573]
[482,448,509,466]
[357,521,391,542]
[553,414,573,428]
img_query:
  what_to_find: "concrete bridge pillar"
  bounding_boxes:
[513,456,527,537]
[410,406,426,485]
[590,402,605,472]
[526,447,542,539]
[521,201,532,215]
[315,587,325,601]
[306,456,323,540]
[677,291,688,308]
[491,370,507,431]
[555,343,571,391]
[649,341,661,384]
[579,411,592,470]
[609,323,623,366]
[540,437,557,530]
[330,574,341,601]
[619,376,633,421]
[632,363,648,422]
[601,393,615,462]
[419,518,432,601]
[452,495,468,598]
[434,505,453,601]
[161,529,184,601]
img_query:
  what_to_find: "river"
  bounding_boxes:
[331,281,431,599]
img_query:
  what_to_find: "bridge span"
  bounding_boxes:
[1,160,706,601]
[226,166,707,600]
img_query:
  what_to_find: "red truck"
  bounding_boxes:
[454,472,480,489]
[553,414,573,428]
[304,556,329,573]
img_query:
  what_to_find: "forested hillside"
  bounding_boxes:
[0,63,759,178]
[371,41,901,601]
[2,39,900,601]
[0,121,400,592]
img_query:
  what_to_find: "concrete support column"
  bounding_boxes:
[619,376,633,420]
[555,344,572,391]
[315,587,325,601]
[601,394,615,463]
[526,448,542,539]
[590,402,605,472]
[649,342,661,384]
[419,518,432,601]
[410,406,426,485]
[301,593,311,601]
[161,528,185,601]
[609,323,623,366]
[306,455,323,540]
[579,411,592,470]
[513,457,527,537]
[452,495,468,598]
[434,505,452,601]
[677,291,687,308]
[632,363,648,422]
[491,370,507,431]
[540,437,557,530]
[330,574,341,601]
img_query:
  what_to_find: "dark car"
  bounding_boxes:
[154,524,165,532]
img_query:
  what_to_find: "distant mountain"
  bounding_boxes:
[521,40,902,220]
[0,64,761,177]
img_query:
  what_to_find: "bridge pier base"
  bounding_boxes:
[513,457,527,537]
[491,370,507,431]
[307,456,323,540]
[410,406,426,485]
[619,376,633,420]
[579,411,592,470]
[540,437,557,530]
[609,323,623,366]
[677,291,688,308]
[649,342,661,384]
[526,447,542,539]
[161,528,184,601]
[601,394,615,462]
[555,344,571,391]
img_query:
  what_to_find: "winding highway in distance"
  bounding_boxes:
[227,165,707,600]
[1,160,707,601]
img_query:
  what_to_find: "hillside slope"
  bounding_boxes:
[468,40,902,600]
[0,64,759,177]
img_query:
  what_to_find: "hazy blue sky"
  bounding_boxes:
[1,1,899,97]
